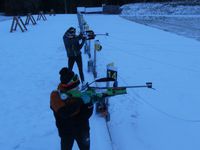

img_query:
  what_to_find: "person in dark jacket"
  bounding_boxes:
[50,67,93,150]
[63,27,86,84]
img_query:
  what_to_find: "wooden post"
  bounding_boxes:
[105,63,118,121]
[93,40,102,78]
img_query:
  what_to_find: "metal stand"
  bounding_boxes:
[25,13,37,25]
[37,11,47,21]
[10,16,27,32]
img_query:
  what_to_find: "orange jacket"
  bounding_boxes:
[50,90,93,136]
[50,90,82,117]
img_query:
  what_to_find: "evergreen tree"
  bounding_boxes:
[3,0,180,15]
[0,0,5,12]
[5,0,41,15]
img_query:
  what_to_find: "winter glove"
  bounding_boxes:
[81,91,91,104]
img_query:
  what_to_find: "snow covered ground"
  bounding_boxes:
[0,14,113,150]
[85,14,200,150]
[121,2,200,16]
[121,2,200,41]
[1,6,200,150]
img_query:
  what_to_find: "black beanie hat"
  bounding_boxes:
[59,67,75,84]
[67,27,75,32]
[59,67,80,91]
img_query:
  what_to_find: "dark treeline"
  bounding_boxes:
[1,0,174,15]
[0,0,5,12]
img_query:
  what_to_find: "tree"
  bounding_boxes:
[5,0,41,15]
[0,0,5,12]
[40,0,64,13]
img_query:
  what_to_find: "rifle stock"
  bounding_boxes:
[64,82,153,104]
[64,87,127,104]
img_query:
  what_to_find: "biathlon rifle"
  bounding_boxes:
[83,30,109,40]
[64,77,154,104]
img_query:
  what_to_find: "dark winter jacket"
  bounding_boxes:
[63,33,85,57]
[50,90,93,137]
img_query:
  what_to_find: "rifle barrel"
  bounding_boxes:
[90,85,150,89]
[95,33,109,36]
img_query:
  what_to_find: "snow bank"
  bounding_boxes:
[121,2,200,16]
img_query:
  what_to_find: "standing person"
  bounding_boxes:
[50,67,93,150]
[63,27,86,85]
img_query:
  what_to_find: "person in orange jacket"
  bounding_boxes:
[50,67,93,150]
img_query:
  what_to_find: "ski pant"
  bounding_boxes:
[60,130,90,150]
[68,55,85,83]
